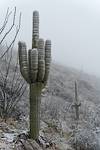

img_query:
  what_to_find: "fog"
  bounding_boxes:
[0,0,100,76]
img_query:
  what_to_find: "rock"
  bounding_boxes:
[0,140,14,150]
[56,143,74,150]
[15,139,42,150]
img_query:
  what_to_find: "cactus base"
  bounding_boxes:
[29,83,42,139]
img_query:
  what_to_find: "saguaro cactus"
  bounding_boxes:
[18,11,51,140]
[73,81,81,120]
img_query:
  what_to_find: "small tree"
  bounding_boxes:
[0,7,21,58]
[0,8,27,121]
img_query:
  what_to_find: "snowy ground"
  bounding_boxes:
[0,119,74,150]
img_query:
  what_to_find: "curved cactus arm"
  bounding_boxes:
[28,49,38,83]
[32,11,39,48]
[18,41,29,83]
[37,39,45,82]
[43,40,51,84]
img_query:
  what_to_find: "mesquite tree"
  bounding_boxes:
[0,7,21,58]
[18,11,51,140]
[0,7,27,120]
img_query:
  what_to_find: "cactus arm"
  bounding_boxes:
[18,41,29,83]
[37,39,45,82]
[44,40,51,84]
[28,49,38,83]
[30,83,42,139]
[32,11,39,48]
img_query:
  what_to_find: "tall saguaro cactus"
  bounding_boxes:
[18,11,51,140]
[73,81,81,120]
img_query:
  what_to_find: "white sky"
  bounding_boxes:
[0,0,100,76]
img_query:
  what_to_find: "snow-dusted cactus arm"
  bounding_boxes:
[18,41,29,83]
[32,11,39,48]
[28,49,38,82]
[37,39,45,82]
[44,40,51,84]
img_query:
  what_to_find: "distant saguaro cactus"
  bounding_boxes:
[18,11,51,140]
[73,81,81,120]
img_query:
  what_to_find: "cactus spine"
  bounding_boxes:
[18,11,51,140]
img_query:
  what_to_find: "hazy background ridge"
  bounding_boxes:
[0,0,100,76]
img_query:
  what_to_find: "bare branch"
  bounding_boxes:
[0,8,25,120]
[0,10,21,59]
[0,8,12,34]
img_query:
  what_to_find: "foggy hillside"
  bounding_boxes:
[21,62,100,113]
[49,63,100,104]
[41,63,100,126]
[1,60,100,149]
[42,63,100,149]
[15,62,100,149]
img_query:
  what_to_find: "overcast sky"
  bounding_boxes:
[0,0,100,76]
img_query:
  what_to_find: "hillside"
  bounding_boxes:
[17,63,100,149]
[1,63,100,149]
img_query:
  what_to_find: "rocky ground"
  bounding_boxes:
[0,118,73,150]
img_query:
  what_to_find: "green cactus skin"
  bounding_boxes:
[32,11,39,48]
[18,11,51,140]
[30,83,43,139]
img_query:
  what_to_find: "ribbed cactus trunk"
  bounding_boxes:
[74,81,81,120]
[18,11,51,140]
[30,83,41,139]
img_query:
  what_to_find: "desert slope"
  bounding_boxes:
[1,62,100,149]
